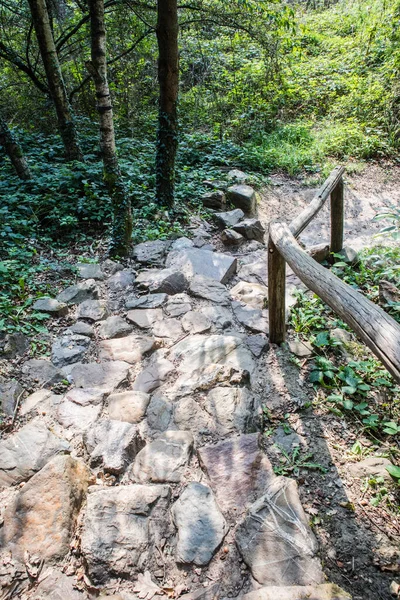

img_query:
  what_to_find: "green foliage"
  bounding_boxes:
[273,445,327,477]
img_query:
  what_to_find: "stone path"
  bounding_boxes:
[0,203,351,599]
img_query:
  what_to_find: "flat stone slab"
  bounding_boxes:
[203,386,255,434]
[348,456,394,481]
[126,293,168,309]
[76,299,108,321]
[3,455,90,562]
[29,570,86,600]
[232,584,351,600]
[107,269,135,291]
[288,340,313,358]
[171,482,227,566]
[166,248,237,284]
[153,318,183,342]
[200,306,233,330]
[232,301,269,333]
[232,219,265,242]
[77,263,104,280]
[98,315,133,339]
[20,388,52,416]
[171,362,249,399]
[81,484,170,583]
[201,190,226,210]
[146,394,173,432]
[107,391,150,423]
[246,334,269,357]
[126,308,163,329]
[136,268,188,295]
[0,380,23,417]
[198,434,273,514]
[132,354,175,393]
[221,229,244,246]
[133,240,170,265]
[130,430,194,483]
[62,361,130,393]
[236,476,323,586]
[56,279,98,305]
[189,275,230,305]
[56,388,104,432]
[238,259,268,286]
[214,208,244,229]
[165,293,192,317]
[99,335,156,364]
[83,419,145,474]
[67,321,94,337]
[0,419,70,487]
[182,311,211,334]
[51,333,90,367]
[32,297,68,317]
[231,281,268,310]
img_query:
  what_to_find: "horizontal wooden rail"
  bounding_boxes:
[270,222,400,382]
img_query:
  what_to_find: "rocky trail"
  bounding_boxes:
[1,167,399,600]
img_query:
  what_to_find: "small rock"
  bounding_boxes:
[307,243,330,263]
[62,361,129,393]
[126,293,168,309]
[0,418,70,487]
[56,279,98,305]
[226,185,256,215]
[238,259,268,286]
[182,311,211,334]
[201,190,226,210]
[379,280,400,305]
[146,394,173,432]
[32,297,68,317]
[246,334,269,357]
[129,430,194,483]
[126,308,163,328]
[348,456,394,481]
[76,299,108,321]
[228,169,248,182]
[21,359,63,387]
[330,328,352,344]
[171,237,194,251]
[166,249,237,284]
[20,388,53,415]
[153,318,184,342]
[136,268,188,295]
[0,380,23,417]
[172,363,248,399]
[56,388,104,432]
[339,245,359,266]
[272,426,304,453]
[288,340,313,358]
[171,482,227,565]
[102,258,124,276]
[32,570,86,599]
[232,219,265,243]
[0,332,29,358]
[203,387,255,434]
[67,321,94,337]
[99,334,156,364]
[221,229,244,246]
[200,306,233,329]
[3,455,90,562]
[83,419,145,474]
[107,269,135,291]
[213,208,245,229]
[77,263,104,280]
[51,333,90,367]
[133,240,170,265]
[108,391,150,423]
[232,301,269,333]
[189,275,230,305]
[231,281,268,310]
[133,353,175,393]
[165,293,192,317]
[99,315,133,339]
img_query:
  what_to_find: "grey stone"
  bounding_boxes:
[307,243,330,263]
[133,240,170,265]
[339,245,359,266]
[203,387,255,434]
[180,583,221,600]
[101,258,124,276]
[146,395,173,432]
[200,305,233,329]
[76,299,108,321]
[173,397,211,434]
[165,293,192,317]
[67,321,94,337]
[3,455,90,563]
[238,259,268,286]
[232,301,269,333]
[62,361,130,393]
[348,456,394,481]
[130,430,194,483]
[107,269,135,291]
[51,333,90,367]
[193,235,213,250]
[99,316,133,339]
[32,297,68,317]
[232,219,265,243]
[170,237,194,251]
[133,353,175,393]
[126,293,168,309]
[236,476,323,586]
[272,426,304,454]
[77,263,104,280]
[22,359,63,387]
[221,229,244,246]
[226,184,256,214]
[20,389,52,416]
[232,584,351,600]
[228,169,248,182]
[153,318,184,342]
[182,311,211,334]
[166,248,237,284]
[108,391,150,423]
[56,279,99,306]
[81,485,170,583]
[189,275,230,305]
[231,281,268,310]
[126,308,163,328]
[201,190,226,210]
[0,419,70,487]
[0,332,29,358]
[0,380,23,417]
[136,268,188,295]
[171,482,227,566]
[198,434,274,514]
[83,419,145,474]
[31,570,86,599]
[246,334,269,357]
[214,208,245,229]
[99,334,156,364]
[172,363,249,399]
[330,328,352,344]
[56,388,104,432]
[288,340,313,358]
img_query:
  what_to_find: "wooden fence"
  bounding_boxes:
[267,166,400,383]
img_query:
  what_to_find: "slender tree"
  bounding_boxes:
[27,0,82,160]
[155,0,179,208]
[0,116,31,180]
[87,0,133,256]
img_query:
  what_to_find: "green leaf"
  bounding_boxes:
[386,465,400,480]
[343,399,354,410]
[313,331,330,347]
[309,370,323,383]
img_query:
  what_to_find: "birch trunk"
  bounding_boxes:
[87,0,132,256]
[156,0,179,208]
[27,0,82,161]
[0,116,31,180]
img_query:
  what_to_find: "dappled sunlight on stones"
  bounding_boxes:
[61,361,130,393]
[107,391,150,424]
[98,334,156,364]
[166,248,237,284]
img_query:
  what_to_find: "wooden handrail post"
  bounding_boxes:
[330,177,344,254]
[268,233,286,344]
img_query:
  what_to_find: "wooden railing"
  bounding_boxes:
[267,166,400,383]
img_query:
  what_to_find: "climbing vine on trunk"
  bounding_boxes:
[0,116,31,180]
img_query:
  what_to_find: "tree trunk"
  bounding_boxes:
[0,116,31,180]
[27,0,82,161]
[156,0,179,208]
[87,0,132,257]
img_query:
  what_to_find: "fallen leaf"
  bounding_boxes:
[134,571,163,599]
